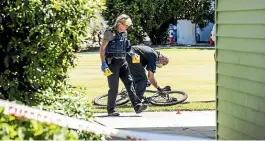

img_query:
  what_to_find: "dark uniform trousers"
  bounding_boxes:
[106,57,141,113]
[134,78,147,100]
[126,56,148,100]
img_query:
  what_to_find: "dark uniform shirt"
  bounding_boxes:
[127,45,159,81]
[103,28,127,42]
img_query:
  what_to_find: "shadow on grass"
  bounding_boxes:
[92,103,134,109]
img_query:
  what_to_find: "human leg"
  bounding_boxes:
[106,58,121,116]
[134,78,148,100]
[119,60,148,113]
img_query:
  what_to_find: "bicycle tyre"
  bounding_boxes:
[93,93,130,106]
[146,90,188,106]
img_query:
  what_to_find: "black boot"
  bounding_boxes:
[134,103,148,114]
[108,111,120,116]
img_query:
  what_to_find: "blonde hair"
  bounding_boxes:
[114,14,132,27]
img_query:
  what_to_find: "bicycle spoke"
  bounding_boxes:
[94,91,130,106]
[149,91,187,106]
[116,94,127,103]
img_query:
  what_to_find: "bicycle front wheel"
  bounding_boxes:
[93,92,130,107]
[146,90,188,106]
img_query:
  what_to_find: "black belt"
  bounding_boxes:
[106,53,127,58]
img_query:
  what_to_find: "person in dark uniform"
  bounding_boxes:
[99,14,148,116]
[126,45,169,101]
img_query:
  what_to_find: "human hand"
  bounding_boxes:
[162,85,171,91]
[101,61,108,72]
[157,86,165,93]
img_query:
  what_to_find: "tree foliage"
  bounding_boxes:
[103,0,214,44]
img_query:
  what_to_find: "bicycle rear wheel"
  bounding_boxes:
[146,90,188,106]
[93,91,130,106]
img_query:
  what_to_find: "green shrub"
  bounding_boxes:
[0,0,103,103]
[36,85,94,121]
[3,85,103,140]
[0,86,103,140]
[0,0,105,140]
[0,107,79,140]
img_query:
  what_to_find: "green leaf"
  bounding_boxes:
[0,0,104,139]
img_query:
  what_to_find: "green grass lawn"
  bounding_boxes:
[68,48,216,113]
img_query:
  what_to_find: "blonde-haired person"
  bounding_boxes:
[114,14,133,27]
[99,14,148,116]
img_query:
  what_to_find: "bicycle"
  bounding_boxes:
[93,85,188,106]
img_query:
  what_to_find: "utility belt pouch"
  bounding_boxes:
[107,57,113,64]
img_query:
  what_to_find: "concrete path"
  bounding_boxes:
[93,111,216,140]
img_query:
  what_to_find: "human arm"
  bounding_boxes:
[99,40,108,62]
[99,30,113,72]
[100,30,114,62]
[148,71,163,92]
[146,54,164,92]
[99,40,109,72]
[148,71,159,89]
[147,59,162,91]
